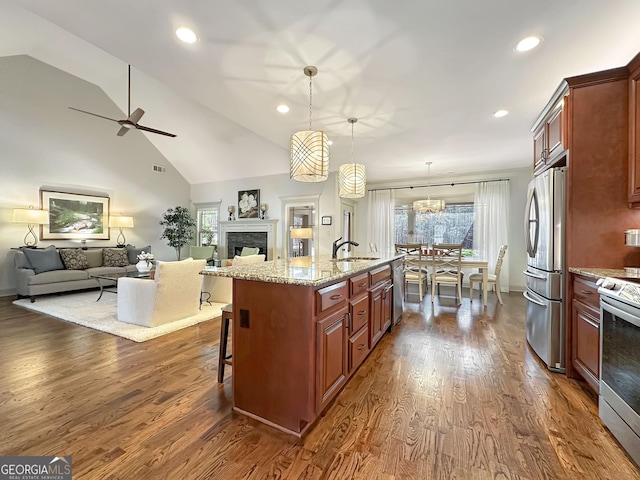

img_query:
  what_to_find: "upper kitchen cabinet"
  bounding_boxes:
[531,85,568,175]
[628,52,640,205]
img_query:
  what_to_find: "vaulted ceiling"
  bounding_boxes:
[3,0,640,185]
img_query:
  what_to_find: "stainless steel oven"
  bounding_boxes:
[598,277,640,467]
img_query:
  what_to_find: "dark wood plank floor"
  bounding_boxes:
[1,292,638,479]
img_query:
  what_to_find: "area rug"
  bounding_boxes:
[13,291,225,342]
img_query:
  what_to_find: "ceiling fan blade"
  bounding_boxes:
[68,107,119,123]
[117,126,130,136]
[128,107,144,124]
[135,124,177,138]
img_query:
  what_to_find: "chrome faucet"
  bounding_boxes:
[332,237,360,259]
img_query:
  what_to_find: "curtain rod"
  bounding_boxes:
[367,178,510,192]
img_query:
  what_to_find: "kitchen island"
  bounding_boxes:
[201,254,403,436]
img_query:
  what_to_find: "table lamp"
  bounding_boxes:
[109,214,134,247]
[12,206,49,247]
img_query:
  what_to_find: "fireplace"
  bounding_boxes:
[227,232,267,259]
[218,219,278,261]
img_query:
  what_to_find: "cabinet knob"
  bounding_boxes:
[358,310,366,316]
[329,294,343,301]
[357,344,366,350]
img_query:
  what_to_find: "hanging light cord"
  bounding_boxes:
[308,74,313,131]
[351,120,355,162]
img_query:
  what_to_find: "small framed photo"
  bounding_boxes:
[321,215,332,226]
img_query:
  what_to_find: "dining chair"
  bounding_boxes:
[430,243,463,304]
[469,244,508,304]
[395,243,428,301]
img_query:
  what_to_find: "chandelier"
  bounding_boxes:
[413,162,445,213]
[338,117,366,198]
[290,66,329,182]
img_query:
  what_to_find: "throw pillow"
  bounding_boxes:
[21,245,65,274]
[103,248,129,267]
[59,249,89,270]
[231,254,265,266]
[241,247,260,256]
[126,244,152,264]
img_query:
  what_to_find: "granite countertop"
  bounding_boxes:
[201,254,404,287]
[569,267,628,280]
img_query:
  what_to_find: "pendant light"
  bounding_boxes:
[338,117,366,198]
[290,66,329,182]
[413,162,445,213]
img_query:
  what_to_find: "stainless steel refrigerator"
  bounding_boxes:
[523,167,566,372]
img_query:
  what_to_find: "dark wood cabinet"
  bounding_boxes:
[570,275,600,392]
[316,307,348,411]
[369,265,391,349]
[628,54,640,205]
[370,284,384,348]
[532,96,567,175]
[348,323,369,372]
[382,281,393,332]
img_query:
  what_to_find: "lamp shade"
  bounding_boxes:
[290,130,329,182]
[338,163,366,198]
[290,227,314,239]
[413,199,446,213]
[108,215,134,228]
[12,208,49,225]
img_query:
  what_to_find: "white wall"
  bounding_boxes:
[191,172,341,258]
[0,55,191,296]
[356,167,532,292]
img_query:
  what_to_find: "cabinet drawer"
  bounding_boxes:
[350,295,369,334]
[316,281,348,317]
[573,275,600,311]
[349,326,370,372]
[370,265,391,287]
[349,272,369,298]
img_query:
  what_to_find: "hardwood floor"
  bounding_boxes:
[1,292,638,479]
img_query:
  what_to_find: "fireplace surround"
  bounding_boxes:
[218,220,278,261]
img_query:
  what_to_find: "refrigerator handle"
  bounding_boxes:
[523,290,547,307]
[524,188,539,258]
[523,270,547,281]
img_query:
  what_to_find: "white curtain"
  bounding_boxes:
[367,189,396,254]
[474,180,509,291]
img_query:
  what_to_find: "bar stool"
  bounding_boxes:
[217,303,233,383]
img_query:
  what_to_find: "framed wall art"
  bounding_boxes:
[238,189,260,219]
[321,215,332,225]
[40,190,110,240]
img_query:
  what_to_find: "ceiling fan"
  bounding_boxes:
[68,65,177,138]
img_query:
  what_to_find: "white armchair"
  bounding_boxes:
[117,259,207,327]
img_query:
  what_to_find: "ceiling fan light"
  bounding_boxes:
[290,130,329,182]
[338,163,366,198]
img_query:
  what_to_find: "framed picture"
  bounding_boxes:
[321,215,332,225]
[40,190,110,240]
[238,189,260,219]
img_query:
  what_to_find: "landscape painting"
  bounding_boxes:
[40,190,110,240]
[238,189,260,219]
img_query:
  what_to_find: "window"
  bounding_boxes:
[195,203,220,247]
[395,203,474,251]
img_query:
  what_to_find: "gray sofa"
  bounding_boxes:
[14,246,146,302]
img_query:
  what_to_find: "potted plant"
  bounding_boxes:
[159,206,196,260]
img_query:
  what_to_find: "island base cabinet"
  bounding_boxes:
[232,279,316,435]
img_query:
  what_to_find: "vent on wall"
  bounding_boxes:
[152,165,167,173]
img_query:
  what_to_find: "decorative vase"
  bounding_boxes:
[136,260,152,273]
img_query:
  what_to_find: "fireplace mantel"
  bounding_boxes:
[219,220,278,260]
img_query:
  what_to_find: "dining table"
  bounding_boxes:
[404,252,490,306]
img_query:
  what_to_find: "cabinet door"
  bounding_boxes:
[316,308,348,411]
[533,125,546,173]
[370,285,384,348]
[350,295,369,335]
[546,105,564,161]
[629,65,640,204]
[382,282,393,332]
[571,298,600,393]
[348,325,370,373]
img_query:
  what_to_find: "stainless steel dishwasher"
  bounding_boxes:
[391,258,404,328]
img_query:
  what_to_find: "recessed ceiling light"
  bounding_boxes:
[493,110,509,118]
[327,140,333,146]
[176,27,198,44]
[515,36,542,52]
[276,104,289,113]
